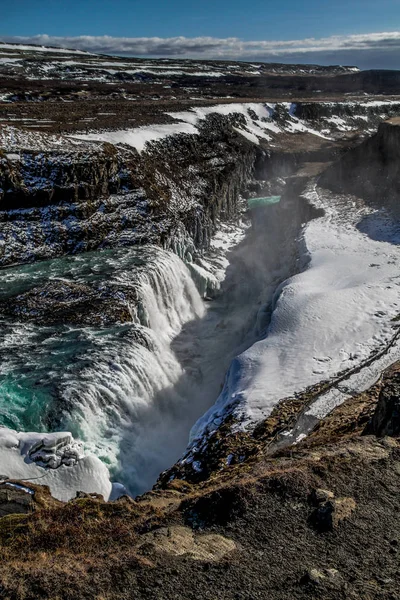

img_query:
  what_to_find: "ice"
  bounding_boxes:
[0,428,113,502]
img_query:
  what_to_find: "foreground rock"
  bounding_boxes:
[137,526,236,561]
[368,362,400,437]
[0,482,35,517]
[310,495,357,532]
[0,280,133,326]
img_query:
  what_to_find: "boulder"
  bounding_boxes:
[311,496,356,532]
[0,482,35,517]
[137,525,236,561]
[369,371,400,437]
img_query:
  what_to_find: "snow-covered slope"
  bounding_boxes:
[71,101,400,153]
[0,42,360,83]
[189,186,400,445]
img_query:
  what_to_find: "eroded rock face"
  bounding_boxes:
[320,119,400,208]
[0,114,258,267]
[0,144,126,209]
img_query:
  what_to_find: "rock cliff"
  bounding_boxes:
[320,118,400,206]
[0,114,259,266]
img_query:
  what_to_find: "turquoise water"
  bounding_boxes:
[0,244,206,487]
[0,246,151,300]
[247,196,281,210]
[0,247,157,435]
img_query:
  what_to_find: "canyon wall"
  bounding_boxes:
[320,118,400,206]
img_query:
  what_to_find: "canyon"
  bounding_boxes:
[0,42,400,599]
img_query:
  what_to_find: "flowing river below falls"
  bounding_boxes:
[0,195,310,495]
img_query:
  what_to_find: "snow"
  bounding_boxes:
[59,60,133,68]
[323,116,353,131]
[0,428,113,501]
[3,482,34,494]
[71,122,198,153]
[0,43,92,55]
[0,123,88,152]
[233,126,260,144]
[0,58,21,64]
[70,102,292,153]
[72,101,333,154]
[124,69,225,77]
[168,102,326,141]
[9,58,225,78]
[359,100,399,107]
[189,186,400,443]
[64,99,400,155]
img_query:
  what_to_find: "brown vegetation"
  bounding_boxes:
[0,364,399,599]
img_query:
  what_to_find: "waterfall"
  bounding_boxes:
[134,250,205,334]
[39,248,207,483]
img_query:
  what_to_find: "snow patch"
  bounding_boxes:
[71,122,198,153]
[0,428,113,502]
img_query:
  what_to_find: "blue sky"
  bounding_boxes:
[3,0,398,39]
[2,0,400,68]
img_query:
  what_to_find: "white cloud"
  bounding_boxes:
[1,32,400,68]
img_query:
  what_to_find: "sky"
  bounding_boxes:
[1,0,400,69]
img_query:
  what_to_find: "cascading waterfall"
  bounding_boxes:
[0,246,207,487]
[57,248,207,475]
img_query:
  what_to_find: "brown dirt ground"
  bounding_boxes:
[0,365,399,599]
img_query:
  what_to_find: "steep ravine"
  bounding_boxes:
[1,101,400,503]
[0,108,333,499]
[0,179,320,498]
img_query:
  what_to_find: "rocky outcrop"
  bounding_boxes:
[0,143,128,209]
[4,99,400,268]
[368,362,400,437]
[293,100,400,125]
[0,280,134,326]
[310,493,357,532]
[137,525,236,561]
[0,482,35,517]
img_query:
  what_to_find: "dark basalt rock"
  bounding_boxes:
[368,368,400,437]
[0,483,35,517]
[0,279,134,326]
[0,113,259,266]
[320,119,400,208]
